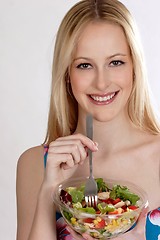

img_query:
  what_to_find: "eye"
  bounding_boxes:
[110,60,125,67]
[76,63,92,69]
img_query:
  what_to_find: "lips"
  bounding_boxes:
[89,91,119,104]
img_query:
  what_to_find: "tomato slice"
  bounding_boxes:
[112,198,121,205]
[100,198,121,205]
[96,210,101,214]
[83,218,94,223]
[95,219,105,229]
[128,205,138,210]
[121,205,127,211]
[100,198,113,204]
[108,210,119,215]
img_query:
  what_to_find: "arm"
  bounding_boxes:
[16,134,98,240]
[28,183,57,240]
[16,146,57,240]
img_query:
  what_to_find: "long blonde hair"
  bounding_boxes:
[44,0,160,145]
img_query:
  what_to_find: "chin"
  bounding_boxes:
[92,113,115,123]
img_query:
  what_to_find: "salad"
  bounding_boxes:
[58,178,143,239]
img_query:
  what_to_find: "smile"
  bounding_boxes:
[90,93,116,102]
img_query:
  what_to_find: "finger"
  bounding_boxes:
[48,145,81,165]
[61,157,75,169]
[67,141,86,164]
[48,134,98,167]
[82,233,95,240]
[56,133,98,151]
[47,152,75,168]
[127,206,149,238]
[51,136,98,153]
[135,206,149,230]
[49,140,88,165]
[66,226,85,239]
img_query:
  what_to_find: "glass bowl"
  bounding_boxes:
[53,177,148,239]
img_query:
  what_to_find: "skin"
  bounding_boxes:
[16,22,160,240]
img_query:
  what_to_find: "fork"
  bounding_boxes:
[84,114,98,208]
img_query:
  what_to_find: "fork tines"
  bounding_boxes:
[85,195,98,208]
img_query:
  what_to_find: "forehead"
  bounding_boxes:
[74,21,130,57]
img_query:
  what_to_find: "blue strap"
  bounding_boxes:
[44,152,47,168]
[43,145,48,168]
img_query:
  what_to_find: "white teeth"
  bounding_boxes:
[91,93,115,102]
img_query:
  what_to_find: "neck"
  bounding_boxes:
[76,112,137,154]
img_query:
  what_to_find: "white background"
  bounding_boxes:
[1,1,160,239]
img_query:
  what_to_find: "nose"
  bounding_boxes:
[94,68,110,91]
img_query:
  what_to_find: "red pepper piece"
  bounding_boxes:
[96,210,101,214]
[95,219,105,229]
[83,218,94,223]
[100,198,113,204]
[112,198,121,205]
[128,205,138,210]
[108,210,119,215]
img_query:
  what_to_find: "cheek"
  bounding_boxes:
[126,71,133,90]
[117,69,133,90]
[71,79,83,93]
[70,72,90,94]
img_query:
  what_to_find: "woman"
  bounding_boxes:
[16,0,160,239]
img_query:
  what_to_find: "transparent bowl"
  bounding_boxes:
[53,177,148,239]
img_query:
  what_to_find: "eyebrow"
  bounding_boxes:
[108,53,127,59]
[108,53,127,58]
[73,53,127,62]
[73,57,92,62]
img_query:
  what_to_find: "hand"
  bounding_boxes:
[66,226,94,240]
[66,207,148,240]
[43,133,98,187]
[114,207,148,240]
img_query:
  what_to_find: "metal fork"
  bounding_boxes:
[84,114,98,208]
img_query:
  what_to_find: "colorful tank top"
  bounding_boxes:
[44,145,160,239]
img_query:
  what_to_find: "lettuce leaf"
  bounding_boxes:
[95,178,108,192]
[67,188,84,203]
[110,185,140,205]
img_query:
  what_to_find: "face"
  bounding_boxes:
[70,21,133,122]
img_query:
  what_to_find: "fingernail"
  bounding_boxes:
[93,142,98,150]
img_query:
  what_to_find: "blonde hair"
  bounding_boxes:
[44,0,160,145]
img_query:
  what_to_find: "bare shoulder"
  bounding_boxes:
[143,133,160,209]
[17,145,44,185]
[17,145,44,171]
[136,130,160,150]
[16,144,45,203]
[140,133,160,163]
[16,145,45,239]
